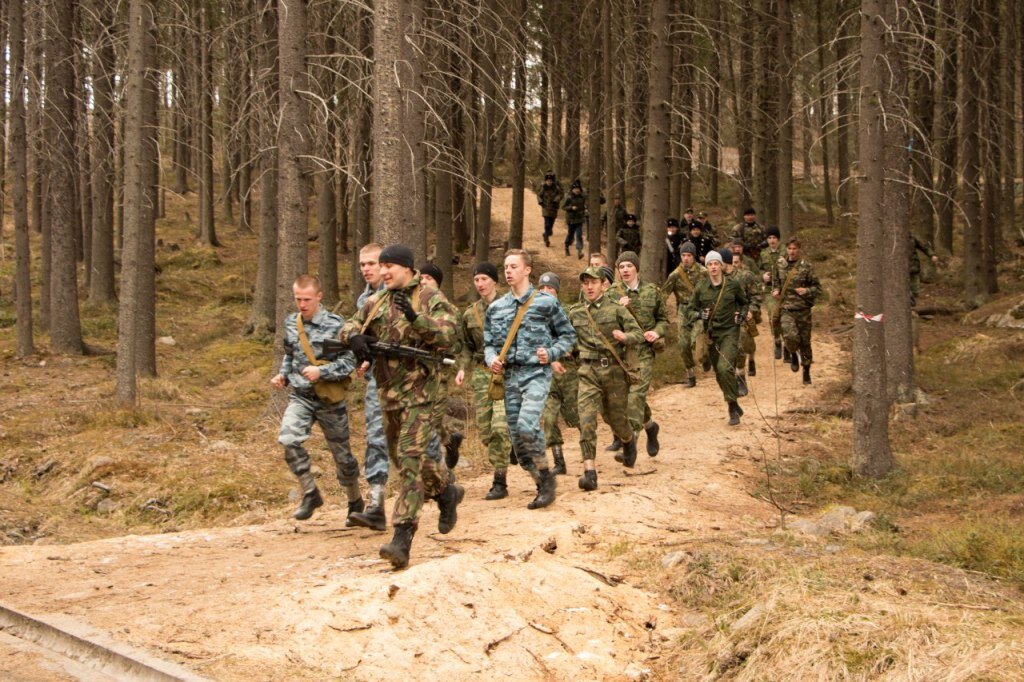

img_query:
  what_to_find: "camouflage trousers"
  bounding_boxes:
[677,312,698,370]
[363,376,389,485]
[626,346,655,432]
[707,327,740,403]
[910,272,921,308]
[764,296,782,343]
[780,308,813,365]
[278,391,358,488]
[578,360,633,461]
[736,317,758,370]
[503,364,552,471]
[543,362,580,447]
[470,366,512,469]
[424,377,451,465]
[383,404,454,527]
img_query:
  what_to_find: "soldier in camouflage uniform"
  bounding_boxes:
[537,272,577,477]
[485,249,577,510]
[341,245,464,570]
[662,242,706,387]
[772,238,821,385]
[727,242,763,397]
[685,250,750,425]
[617,213,642,254]
[606,251,667,459]
[536,172,564,248]
[571,266,644,489]
[271,275,361,522]
[455,262,514,500]
[909,234,939,307]
[417,262,463,472]
[603,198,627,262]
[757,227,785,361]
[732,207,766,265]
[562,180,588,258]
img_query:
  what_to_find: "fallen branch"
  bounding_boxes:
[484,626,525,655]
[575,565,623,587]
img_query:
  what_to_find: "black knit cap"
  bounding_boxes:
[719,248,734,265]
[666,217,680,227]
[379,244,415,269]
[625,213,637,222]
[766,225,781,238]
[571,179,582,190]
[472,261,499,282]
[599,265,615,283]
[743,207,757,216]
[418,262,443,287]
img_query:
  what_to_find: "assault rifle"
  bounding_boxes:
[321,338,456,367]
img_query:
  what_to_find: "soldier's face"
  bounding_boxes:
[744,214,756,224]
[360,250,382,285]
[767,235,779,248]
[787,243,800,260]
[504,255,531,287]
[706,261,722,277]
[539,285,557,296]
[684,212,694,221]
[420,274,439,289]
[690,228,700,238]
[618,261,638,284]
[474,274,496,298]
[681,252,694,266]
[381,262,413,289]
[581,276,602,301]
[293,285,323,319]
[731,245,743,258]
[589,256,605,268]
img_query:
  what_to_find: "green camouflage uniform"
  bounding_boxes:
[661,261,707,370]
[773,257,820,365]
[909,235,936,307]
[685,275,750,403]
[458,296,512,469]
[731,262,763,371]
[543,302,581,448]
[569,291,645,461]
[758,246,784,340]
[732,221,766,265]
[340,275,458,528]
[609,279,668,432]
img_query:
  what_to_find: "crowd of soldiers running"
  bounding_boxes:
[270,172,938,570]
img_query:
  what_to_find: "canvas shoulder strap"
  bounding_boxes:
[673,263,695,291]
[497,292,537,363]
[295,315,326,367]
[583,302,631,375]
[778,262,799,299]
[471,299,485,329]
[704,276,728,331]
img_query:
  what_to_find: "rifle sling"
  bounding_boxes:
[583,302,633,377]
[296,315,327,368]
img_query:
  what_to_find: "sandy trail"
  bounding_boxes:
[0,188,840,680]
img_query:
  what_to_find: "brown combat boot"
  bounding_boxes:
[379,522,416,569]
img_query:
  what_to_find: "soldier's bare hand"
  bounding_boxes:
[612,329,627,342]
[490,358,504,374]
[356,361,371,378]
[618,296,631,306]
[552,361,566,375]
[762,272,771,283]
[772,290,780,298]
[644,331,659,343]
[536,347,550,364]
[455,369,466,386]
[301,366,322,382]
[795,287,807,296]
[270,374,286,390]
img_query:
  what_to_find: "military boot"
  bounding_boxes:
[379,522,416,569]
[749,358,757,376]
[444,431,464,470]
[783,347,792,364]
[774,341,783,360]
[344,498,365,527]
[485,469,508,500]
[605,437,623,452]
[527,469,556,509]
[293,471,323,520]
[736,374,749,397]
[790,351,800,373]
[802,364,812,385]
[578,469,598,491]
[436,482,465,534]
[621,436,638,468]
[645,421,660,457]
[728,401,744,426]
[509,448,518,466]
[551,445,567,475]
[544,233,551,247]
[564,244,570,256]
[347,483,387,531]
[686,369,697,388]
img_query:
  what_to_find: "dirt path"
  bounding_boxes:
[0,189,841,681]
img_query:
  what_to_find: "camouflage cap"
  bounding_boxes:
[579,266,604,281]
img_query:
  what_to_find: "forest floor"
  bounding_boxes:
[1,189,1024,680]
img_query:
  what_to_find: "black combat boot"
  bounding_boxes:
[578,469,598,491]
[564,244,570,256]
[344,498,365,527]
[577,250,584,260]
[621,436,638,468]
[348,483,387,531]
[790,350,800,372]
[509,448,518,466]
[686,370,697,388]
[551,446,567,475]
[749,358,757,376]
[293,472,323,520]
[727,401,744,426]
[605,437,623,452]
[379,522,416,569]
[436,481,465,534]
[702,358,713,372]
[774,341,783,360]
[736,374,749,398]
[485,469,508,500]
[645,421,660,457]
[444,431,464,470]
[802,364,812,385]
[783,347,792,364]
[527,469,556,509]
[544,233,551,247]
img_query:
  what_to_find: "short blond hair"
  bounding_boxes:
[504,248,532,268]
[293,274,322,291]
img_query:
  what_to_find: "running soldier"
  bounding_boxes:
[772,238,820,385]
[271,275,361,522]
[757,227,785,361]
[340,245,463,570]
[685,250,750,425]
[563,180,587,259]
[665,218,684,276]
[485,250,577,509]
[617,213,642,254]
[727,242,763,396]
[536,171,564,248]
[909,234,939,307]
[455,262,514,500]
[571,266,644,488]
[732,207,766,264]
[662,242,706,388]
[538,272,578,477]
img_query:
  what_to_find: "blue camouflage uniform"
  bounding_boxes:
[485,286,576,472]
[356,282,389,485]
[277,307,359,496]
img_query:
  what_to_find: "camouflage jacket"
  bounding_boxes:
[731,263,763,315]
[563,192,587,225]
[484,285,577,367]
[662,261,707,311]
[341,274,458,410]
[280,307,356,392]
[758,246,783,283]
[910,235,936,275]
[608,280,669,339]
[617,226,642,252]
[773,258,820,312]
[536,182,564,218]
[732,221,766,251]
[684,274,750,332]
[457,294,501,371]
[569,293,645,361]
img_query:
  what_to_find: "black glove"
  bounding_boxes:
[348,333,376,363]
[393,291,417,323]
[700,308,711,321]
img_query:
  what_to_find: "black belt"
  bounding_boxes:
[579,357,613,368]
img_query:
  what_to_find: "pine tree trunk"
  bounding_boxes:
[198,4,218,246]
[959,0,986,307]
[172,23,191,195]
[979,0,1000,295]
[934,0,957,253]
[89,0,116,303]
[852,0,893,478]
[737,4,754,212]
[475,3,497,264]
[816,0,834,227]
[776,0,793,234]
[602,0,618,263]
[639,0,672,281]
[435,171,454,299]
[836,8,854,236]
[508,0,527,249]
[10,0,35,357]
[999,0,1016,243]
[586,7,603,253]
[351,4,372,292]
[707,0,722,206]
